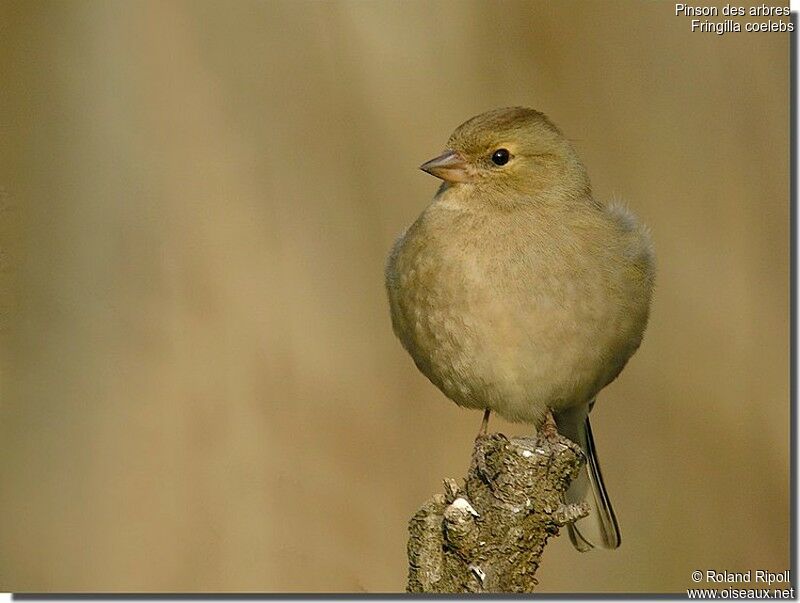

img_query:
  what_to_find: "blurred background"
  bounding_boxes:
[0,0,790,593]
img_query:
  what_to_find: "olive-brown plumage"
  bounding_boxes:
[385,107,654,552]
[386,107,655,550]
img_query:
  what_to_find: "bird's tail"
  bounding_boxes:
[553,403,621,552]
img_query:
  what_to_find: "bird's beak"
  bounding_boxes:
[419,150,473,183]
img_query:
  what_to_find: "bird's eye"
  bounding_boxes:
[491,148,511,166]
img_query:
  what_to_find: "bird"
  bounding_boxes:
[385,107,654,552]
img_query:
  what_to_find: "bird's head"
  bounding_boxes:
[420,107,591,202]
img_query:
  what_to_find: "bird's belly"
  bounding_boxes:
[390,247,645,424]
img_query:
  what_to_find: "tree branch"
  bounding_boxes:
[406,429,588,593]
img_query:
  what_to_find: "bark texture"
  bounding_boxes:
[407,430,588,593]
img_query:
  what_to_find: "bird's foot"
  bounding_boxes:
[540,410,559,442]
[477,409,491,438]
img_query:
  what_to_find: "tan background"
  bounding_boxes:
[0,0,790,593]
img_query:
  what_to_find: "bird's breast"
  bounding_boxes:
[386,197,651,418]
